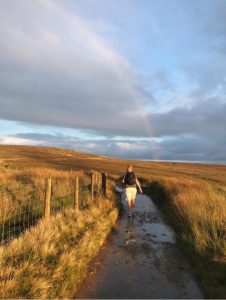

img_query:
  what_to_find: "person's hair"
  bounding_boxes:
[127,165,133,172]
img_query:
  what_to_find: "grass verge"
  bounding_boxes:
[145,177,226,299]
[0,198,118,299]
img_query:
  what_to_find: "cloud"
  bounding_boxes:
[181,1,226,91]
[0,0,152,136]
[151,97,226,141]
[203,0,226,37]
[1,132,225,163]
[0,135,41,146]
[0,0,226,162]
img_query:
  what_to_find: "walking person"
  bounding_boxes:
[122,165,142,217]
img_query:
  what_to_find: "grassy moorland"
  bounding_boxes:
[1,144,226,187]
[0,201,118,298]
[145,177,226,299]
[0,145,226,298]
[0,167,93,242]
[0,145,119,298]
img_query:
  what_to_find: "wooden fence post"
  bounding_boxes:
[95,174,98,199]
[44,178,51,220]
[98,173,102,193]
[96,174,99,194]
[102,173,107,198]
[74,176,79,210]
[91,173,95,202]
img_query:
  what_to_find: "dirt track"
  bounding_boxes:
[76,189,203,299]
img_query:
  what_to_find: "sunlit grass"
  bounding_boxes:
[0,167,88,242]
[146,177,226,298]
[0,145,226,298]
[0,198,118,299]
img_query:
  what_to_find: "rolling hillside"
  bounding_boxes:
[1,145,226,186]
[0,145,226,298]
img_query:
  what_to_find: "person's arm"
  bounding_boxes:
[122,175,125,184]
[135,177,143,193]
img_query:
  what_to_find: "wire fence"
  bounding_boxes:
[0,171,113,245]
[0,184,45,244]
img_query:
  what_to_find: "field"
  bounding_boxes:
[0,145,226,298]
[1,145,226,186]
[0,200,118,298]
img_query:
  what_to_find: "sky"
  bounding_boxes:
[0,0,226,162]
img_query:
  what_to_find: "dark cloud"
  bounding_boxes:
[1,132,225,163]
[151,98,226,141]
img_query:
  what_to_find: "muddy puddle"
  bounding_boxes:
[76,188,203,299]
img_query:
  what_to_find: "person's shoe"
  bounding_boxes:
[132,211,135,216]
[127,211,132,217]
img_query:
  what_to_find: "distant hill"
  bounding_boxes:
[0,145,226,185]
[0,145,112,172]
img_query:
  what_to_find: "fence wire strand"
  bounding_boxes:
[0,183,45,245]
[0,172,111,245]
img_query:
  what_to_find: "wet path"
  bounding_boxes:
[76,189,203,299]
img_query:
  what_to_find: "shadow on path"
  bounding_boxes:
[76,188,203,299]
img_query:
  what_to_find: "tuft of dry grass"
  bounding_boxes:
[0,197,118,299]
[146,177,226,299]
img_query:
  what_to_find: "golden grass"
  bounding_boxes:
[0,198,118,299]
[0,167,83,202]
[1,145,226,185]
[0,167,91,243]
[146,176,226,298]
[0,145,226,298]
